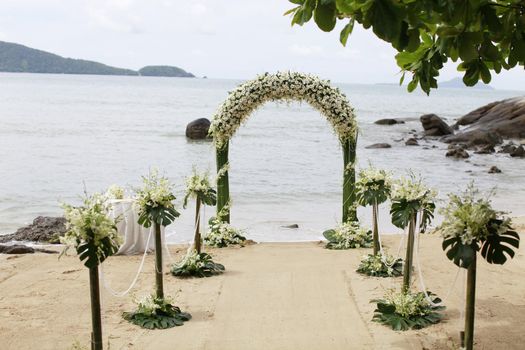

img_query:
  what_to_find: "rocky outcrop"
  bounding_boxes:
[446,144,469,159]
[442,129,503,147]
[374,118,404,125]
[185,118,211,140]
[365,143,391,149]
[420,114,454,136]
[510,145,525,158]
[0,244,57,254]
[0,216,66,243]
[488,166,502,174]
[453,97,525,140]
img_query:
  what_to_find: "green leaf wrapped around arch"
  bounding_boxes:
[209,71,357,149]
[182,169,217,208]
[134,169,180,228]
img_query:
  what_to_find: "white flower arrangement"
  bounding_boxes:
[60,193,122,267]
[357,253,403,277]
[204,217,246,247]
[209,72,357,149]
[104,184,125,200]
[134,169,180,228]
[323,221,373,249]
[183,169,217,207]
[356,166,392,206]
[390,174,437,205]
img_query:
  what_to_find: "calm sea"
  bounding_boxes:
[1,73,523,243]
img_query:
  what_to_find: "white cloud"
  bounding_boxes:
[86,1,143,34]
[191,3,207,16]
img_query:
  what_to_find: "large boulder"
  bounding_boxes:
[185,118,211,140]
[0,244,57,254]
[0,216,66,243]
[454,97,525,139]
[442,129,503,146]
[420,114,454,136]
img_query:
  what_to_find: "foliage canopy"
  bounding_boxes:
[286,0,525,94]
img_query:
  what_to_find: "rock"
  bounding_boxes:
[185,118,211,140]
[420,114,454,136]
[405,138,419,146]
[488,166,502,174]
[282,224,299,229]
[374,118,405,125]
[446,146,470,159]
[499,142,517,154]
[365,143,392,149]
[474,144,495,154]
[510,145,525,158]
[454,97,525,139]
[0,244,57,254]
[442,129,502,147]
[0,216,66,243]
[0,244,34,254]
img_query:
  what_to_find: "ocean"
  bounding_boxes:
[1,72,523,243]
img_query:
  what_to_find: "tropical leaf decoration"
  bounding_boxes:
[323,221,372,250]
[60,193,122,269]
[440,185,520,268]
[123,295,191,329]
[171,250,225,278]
[134,169,180,228]
[205,217,247,248]
[372,290,444,331]
[182,169,217,208]
[357,253,403,278]
[355,166,392,207]
[390,174,436,230]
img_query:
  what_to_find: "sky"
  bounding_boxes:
[0,0,524,90]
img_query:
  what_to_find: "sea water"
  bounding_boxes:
[0,72,523,243]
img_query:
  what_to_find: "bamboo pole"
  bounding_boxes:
[154,222,164,299]
[342,138,357,223]
[402,214,417,292]
[464,253,477,350]
[88,266,103,350]
[216,142,230,223]
[194,197,202,254]
[372,200,380,255]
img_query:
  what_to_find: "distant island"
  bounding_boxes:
[0,41,195,78]
[439,77,494,90]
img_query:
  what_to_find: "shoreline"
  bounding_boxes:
[1,225,524,349]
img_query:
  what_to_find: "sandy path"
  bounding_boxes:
[1,223,524,349]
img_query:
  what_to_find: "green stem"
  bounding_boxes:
[464,253,477,350]
[216,142,230,223]
[154,222,164,300]
[372,200,380,256]
[402,214,416,293]
[89,266,103,350]
[342,138,357,223]
[194,197,202,254]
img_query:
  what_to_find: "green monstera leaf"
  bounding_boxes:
[76,234,119,269]
[442,237,477,268]
[480,219,520,265]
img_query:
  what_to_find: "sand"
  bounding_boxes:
[1,218,524,350]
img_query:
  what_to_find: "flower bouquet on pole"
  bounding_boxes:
[171,169,225,278]
[354,166,403,277]
[371,174,444,330]
[123,170,191,329]
[440,185,519,350]
[60,193,122,350]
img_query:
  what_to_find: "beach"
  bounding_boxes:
[1,217,524,350]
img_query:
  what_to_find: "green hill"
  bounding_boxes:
[0,41,195,78]
[139,65,194,77]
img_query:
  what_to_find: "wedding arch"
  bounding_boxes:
[209,72,358,224]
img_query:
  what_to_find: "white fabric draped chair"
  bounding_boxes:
[107,199,165,255]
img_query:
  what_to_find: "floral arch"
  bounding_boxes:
[209,72,358,224]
